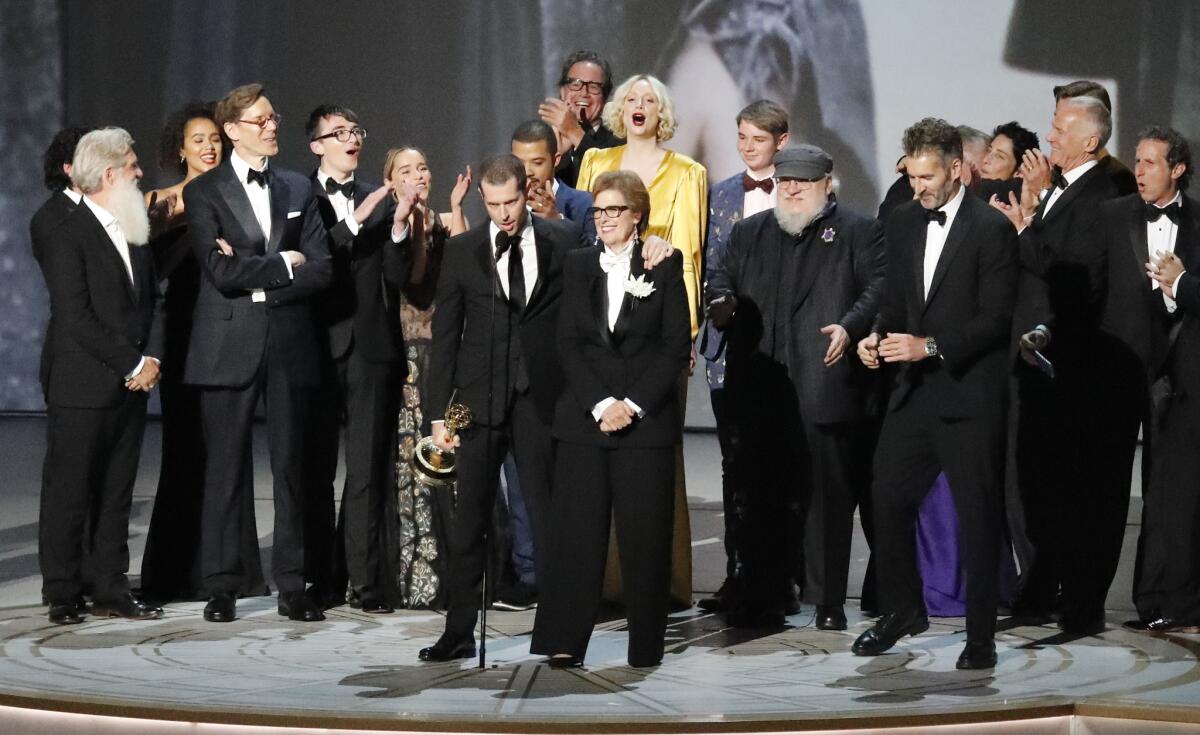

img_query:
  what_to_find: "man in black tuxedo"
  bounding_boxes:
[854,119,1017,670]
[1103,127,1200,631]
[706,145,885,630]
[992,94,1128,635]
[183,84,332,623]
[301,104,417,613]
[40,128,165,624]
[540,50,623,188]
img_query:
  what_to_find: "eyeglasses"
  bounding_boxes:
[312,127,368,143]
[587,205,630,220]
[564,78,604,94]
[775,177,821,189]
[238,114,281,130]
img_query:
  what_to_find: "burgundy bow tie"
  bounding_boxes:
[742,173,774,194]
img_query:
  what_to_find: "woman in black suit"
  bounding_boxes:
[530,171,690,668]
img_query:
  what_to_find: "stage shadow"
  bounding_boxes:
[660,609,794,656]
[829,652,1000,703]
[340,660,655,700]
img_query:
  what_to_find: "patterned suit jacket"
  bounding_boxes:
[699,172,746,389]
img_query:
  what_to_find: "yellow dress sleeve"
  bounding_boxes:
[665,161,707,338]
[576,147,602,194]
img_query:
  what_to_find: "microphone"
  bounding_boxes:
[494,229,512,261]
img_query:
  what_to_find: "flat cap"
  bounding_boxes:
[773,144,833,180]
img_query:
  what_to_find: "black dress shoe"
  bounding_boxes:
[419,633,476,662]
[851,610,929,656]
[1144,617,1191,632]
[1123,618,1153,631]
[546,654,583,669]
[1059,613,1105,637]
[278,591,325,622]
[815,605,847,631]
[492,581,538,611]
[956,639,997,670]
[204,593,236,623]
[91,593,162,620]
[47,601,86,625]
[358,594,394,614]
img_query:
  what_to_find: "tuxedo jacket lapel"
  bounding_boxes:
[1040,164,1103,225]
[266,173,289,254]
[83,211,137,304]
[611,241,643,343]
[218,163,267,252]
[525,219,554,312]
[589,255,618,351]
[474,230,504,300]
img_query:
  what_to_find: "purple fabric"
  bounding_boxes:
[916,473,1017,617]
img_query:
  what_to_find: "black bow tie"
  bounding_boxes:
[924,208,947,226]
[246,167,271,188]
[325,177,354,198]
[1146,201,1181,225]
[1050,166,1069,191]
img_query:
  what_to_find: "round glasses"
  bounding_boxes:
[312,127,368,143]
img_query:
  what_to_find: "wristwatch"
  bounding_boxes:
[924,336,939,358]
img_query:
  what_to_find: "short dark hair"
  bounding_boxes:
[305,104,360,142]
[557,49,613,100]
[42,126,94,191]
[511,119,558,157]
[991,121,1040,164]
[736,99,789,137]
[1053,80,1112,111]
[478,153,527,191]
[215,83,265,128]
[159,101,218,176]
[902,117,962,166]
[1138,125,1193,191]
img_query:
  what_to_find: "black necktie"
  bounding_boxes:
[1050,166,1069,192]
[246,167,271,188]
[325,177,354,198]
[508,235,526,312]
[924,208,947,226]
[1146,201,1182,224]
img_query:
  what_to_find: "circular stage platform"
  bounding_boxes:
[1,601,1198,734]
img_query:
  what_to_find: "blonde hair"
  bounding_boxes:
[71,127,134,194]
[602,74,677,143]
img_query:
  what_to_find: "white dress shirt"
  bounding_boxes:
[489,215,538,299]
[315,169,361,235]
[923,183,966,299]
[1041,159,1099,218]
[1148,191,1184,311]
[590,238,644,422]
[63,188,83,205]
[742,171,776,218]
[82,195,147,378]
[230,150,292,301]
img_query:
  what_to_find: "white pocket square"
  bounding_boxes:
[287,210,302,219]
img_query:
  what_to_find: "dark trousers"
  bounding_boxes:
[532,442,674,666]
[40,394,147,603]
[199,360,309,595]
[1015,357,1141,622]
[444,394,552,637]
[305,349,398,596]
[800,422,858,606]
[709,388,739,583]
[872,396,1004,641]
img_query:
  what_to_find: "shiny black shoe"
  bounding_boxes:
[47,601,86,625]
[358,594,394,615]
[546,654,583,669]
[204,593,236,623]
[278,591,325,622]
[418,633,476,662]
[851,610,929,656]
[1123,618,1153,631]
[91,593,162,620]
[1144,617,1191,632]
[815,605,847,631]
[955,639,997,670]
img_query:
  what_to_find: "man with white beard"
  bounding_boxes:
[705,145,885,628]
[39,127,164,625]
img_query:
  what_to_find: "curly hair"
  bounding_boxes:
[991,121,1040,165]
[42,126,94,191]
[602,74,677,143]
[1139,125,1193,191]
[902,117,962,166]
[158,101,220,176]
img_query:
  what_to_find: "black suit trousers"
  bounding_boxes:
[872,394,1004,641]
[444,393,553,637]
[40,394,147,603]
[304,349,398,595]
[199,358,309,595]
[531,442,674,666]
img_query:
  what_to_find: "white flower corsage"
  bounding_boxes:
[624,273,656,299]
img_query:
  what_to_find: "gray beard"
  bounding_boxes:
[774,204,816,236]
[110,177,150,245]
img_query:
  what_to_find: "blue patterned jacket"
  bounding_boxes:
[699,172,746,390]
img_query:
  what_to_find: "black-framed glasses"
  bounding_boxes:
[587,205,630,219]
[564,78,604,94]
[775,177,821,189]
[312,127,368,143]
[238,113,281,130]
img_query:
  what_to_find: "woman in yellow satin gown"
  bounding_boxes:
[576,74,707,607]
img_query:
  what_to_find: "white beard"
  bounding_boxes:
[774,204,817,236]
[110,176,150,245]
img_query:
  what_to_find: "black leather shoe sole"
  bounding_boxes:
[815,614,848,631]
[48,605,85,625]
[546,655,583,669]
[418,639,476,662]
[851,615,930,656]
[203,596,236,623]
[277,601,325,622]
[956,643,998,670]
